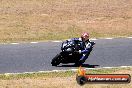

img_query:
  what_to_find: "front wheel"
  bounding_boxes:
[51,53,61,66]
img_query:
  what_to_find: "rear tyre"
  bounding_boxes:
[51,54,61,66]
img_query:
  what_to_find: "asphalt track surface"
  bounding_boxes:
[0,38,132,73]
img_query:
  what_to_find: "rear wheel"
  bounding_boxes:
[51,54,61,66]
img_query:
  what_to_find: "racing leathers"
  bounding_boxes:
[67,38,95,63]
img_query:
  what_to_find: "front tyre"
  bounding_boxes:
[51,54,61,66]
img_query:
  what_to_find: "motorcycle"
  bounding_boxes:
[51,39,95,66]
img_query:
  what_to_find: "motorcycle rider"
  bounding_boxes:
[77,32,95,64]
[51,32,95,66]
[67,32,95,65]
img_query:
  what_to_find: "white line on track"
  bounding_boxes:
[38,71,53,73]
[30,42,38,44]
[90,38,97,40]
[1,37,132,45]
[11,43,19,44]
[52,41,62,42]
[71,69,78,71]
[120,66,130,68]
[102,67,114,68]
[24,72,35,74]
[3,66,132,75]
[127,37,132,39]
[105,38,113,39]
[52,70,59,72]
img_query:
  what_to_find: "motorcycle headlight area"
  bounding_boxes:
[66,48,73,52]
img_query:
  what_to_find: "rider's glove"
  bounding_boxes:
[78,50,82,54]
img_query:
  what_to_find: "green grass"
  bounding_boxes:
[2,71,75,80]
[86,67,132,74]
[1,67,132,80]
[0,67,131,88]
